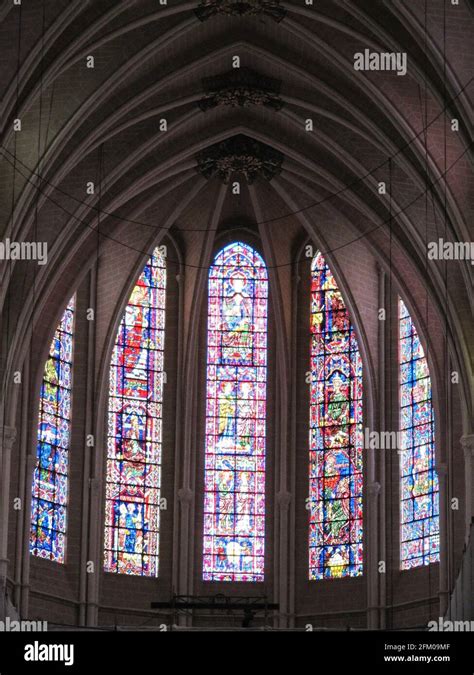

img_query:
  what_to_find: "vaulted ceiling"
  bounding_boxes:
[0,0,472,417]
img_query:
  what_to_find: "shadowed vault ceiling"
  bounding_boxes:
[0,0,472,417]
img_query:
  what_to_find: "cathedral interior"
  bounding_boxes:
[0,0,472,633]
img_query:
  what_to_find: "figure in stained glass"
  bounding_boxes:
[104,249,166,576]
[309,252,363,580]
[398,298,439,569]
[30,296,76,563]
[203,242,268,582]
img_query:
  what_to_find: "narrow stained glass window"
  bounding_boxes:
[31,295,76,563]
[309,252,363,580]
[399,298,439,569]
[203,242,268,582]
[104,248,166,576]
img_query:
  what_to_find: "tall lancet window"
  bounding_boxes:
[31,296,76,563]
[104,248,166,576]
[309,252,363,580]
[203,242,268,582]
[398,298,439,569]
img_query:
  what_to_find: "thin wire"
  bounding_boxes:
[0,142,470,273]
[442,0,453,605]
[0,71,472,234]
[423,0,433,622]
[388,156,393,631]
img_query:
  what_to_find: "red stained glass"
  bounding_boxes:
[309,252,363,580]
[203,242,268,582]
[104,249,166,576]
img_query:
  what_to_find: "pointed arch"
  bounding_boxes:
[202,241,268,582]
[309,252,363,580]
[30,295,76,562]
[104,248,166,576]
[398,298,439,569]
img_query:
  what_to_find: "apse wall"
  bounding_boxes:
[5,206,466,630]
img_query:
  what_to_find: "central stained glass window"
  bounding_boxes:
[309,252,363,579]
[203,242,268,582]
[399,298,439,569]
[104,248,166,576]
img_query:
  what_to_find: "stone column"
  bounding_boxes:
[19,454,36,619]
[461,435,474,543]
[79,271,97,626]
[368,481,381,629]
[288,272,300,630]
[276,490,291,628]
[436,463,449,616]
[85,477,100,626]
[0,426,17,620]
[177,487,193,627]
[377,265,388,629]
[171,271,185,595]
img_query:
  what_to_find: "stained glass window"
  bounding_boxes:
[203,242,268,582]
[104,248,166,576]
[399,298,439,569]
[309,252,363,580]
[30,296,76,563]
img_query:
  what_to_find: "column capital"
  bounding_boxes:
[177,487,193,505]
[368,481,381,498]
[0,427,16,450]
[376,261,387,278]
[461,435,474,457]
[276,490,291,509]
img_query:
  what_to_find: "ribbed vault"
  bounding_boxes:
[0,0,472,425]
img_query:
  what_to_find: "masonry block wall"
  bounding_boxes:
[4,206,467,629]
[1,0,471,631]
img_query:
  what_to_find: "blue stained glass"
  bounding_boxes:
[203,242,268,582]
[30,296,76,563]
[104,249,166,576]
[399,298,439,569]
